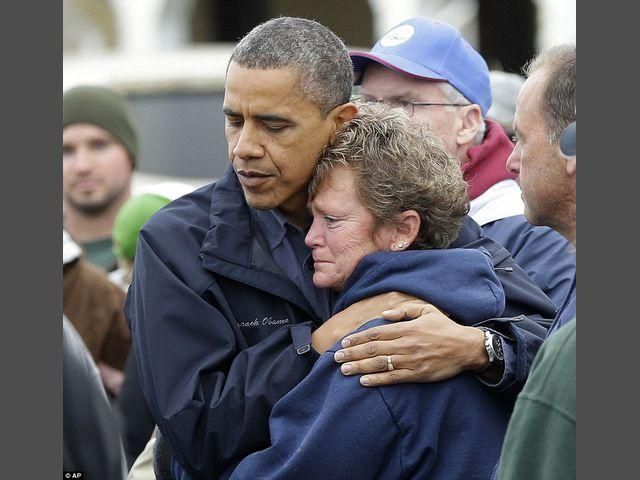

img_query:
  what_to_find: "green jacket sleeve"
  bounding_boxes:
[498,319,576,480]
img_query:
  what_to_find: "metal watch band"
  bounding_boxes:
[483,329,497,363]
[479,328,504,364]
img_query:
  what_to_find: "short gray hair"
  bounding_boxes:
[524,44,576,144]
[229,17,353,115]
[310,102,469,249]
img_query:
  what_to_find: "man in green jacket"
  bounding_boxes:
[499,318,576,479]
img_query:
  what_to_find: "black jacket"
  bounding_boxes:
[63,317,126,480]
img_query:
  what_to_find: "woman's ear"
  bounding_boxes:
[388,210,421,250]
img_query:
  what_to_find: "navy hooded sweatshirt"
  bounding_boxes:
[226,248,510,479]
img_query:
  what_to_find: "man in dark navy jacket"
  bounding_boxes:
[126,17,556,480]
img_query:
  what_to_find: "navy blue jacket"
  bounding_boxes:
[227,250,511,479]
[482,215,576,308]
[546,272,577,338]
[126,167,556,480]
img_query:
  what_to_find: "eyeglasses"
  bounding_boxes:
[363,98,471,116]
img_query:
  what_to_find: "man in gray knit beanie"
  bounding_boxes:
[63,85,139,272]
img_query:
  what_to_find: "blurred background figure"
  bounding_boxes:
[110,181,195,291]
[110,193,171,291]
[63,316,127,480]
[487,70,526,140]
[63,229,131,397]
[63,85,138,272]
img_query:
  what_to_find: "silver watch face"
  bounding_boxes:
[482,329,504,363]
[492,335,504,361]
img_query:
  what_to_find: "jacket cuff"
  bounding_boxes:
[472,316,524,391]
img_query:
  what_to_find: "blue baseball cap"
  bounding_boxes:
[350,17,492,116]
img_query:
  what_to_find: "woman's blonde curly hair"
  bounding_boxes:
[309,102,469,249]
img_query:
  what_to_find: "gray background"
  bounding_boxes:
[128,90,229,179]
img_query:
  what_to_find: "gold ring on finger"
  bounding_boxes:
[386,355,394,371]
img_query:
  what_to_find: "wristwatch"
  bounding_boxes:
[479,328,504,365]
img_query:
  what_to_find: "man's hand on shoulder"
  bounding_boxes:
[333,302,489,386]
[311,292,419,354]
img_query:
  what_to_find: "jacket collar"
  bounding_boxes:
[200,166,317,318]
[202,166,254,267]
[450,215,483,248]
[462,120,518,200]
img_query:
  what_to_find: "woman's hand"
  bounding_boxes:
[333,302,488,386]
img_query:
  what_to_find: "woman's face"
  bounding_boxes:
[305,167,395,290]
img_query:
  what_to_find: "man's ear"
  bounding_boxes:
[455,105,483,146]
[566,155,576,177]
[330,102,358,131]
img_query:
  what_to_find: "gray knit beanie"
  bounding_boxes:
[487,71,525,131]
[63,85,138,166]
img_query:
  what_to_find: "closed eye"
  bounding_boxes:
[225,116,243,127]
[323,215,341,228]
[263,123,288,132]
[223,107,243,127]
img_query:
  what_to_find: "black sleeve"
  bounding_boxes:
[63,317,126,480]
[113,350,156,468]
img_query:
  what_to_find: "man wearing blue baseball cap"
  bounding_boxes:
[350,17,575,308]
